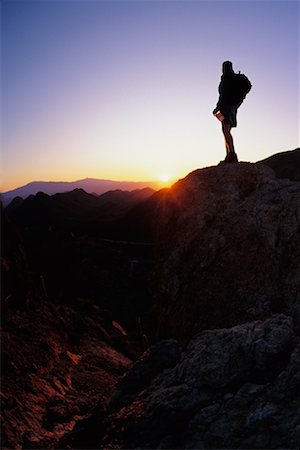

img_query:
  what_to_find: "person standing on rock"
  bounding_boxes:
[213,61,251,163]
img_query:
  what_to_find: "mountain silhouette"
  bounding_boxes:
[3,149,299,210]
[153,158,300,341]
[2,148,300,449]
[101,151,300,450]
[1,177,159,207]
[5,187,156,230]
[5,149,300,239]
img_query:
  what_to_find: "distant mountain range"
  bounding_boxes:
[2,148,299,211]
[5,187,157,233]
[1,178,160,207]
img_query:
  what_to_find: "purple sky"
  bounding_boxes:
[2,0,299,190]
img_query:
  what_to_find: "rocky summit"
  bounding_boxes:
[153,161,300,341]
[101,158,300,449]
[2,152,300,449]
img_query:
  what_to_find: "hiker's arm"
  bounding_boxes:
[213,79,223,114]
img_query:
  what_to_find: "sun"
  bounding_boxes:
[158,173,174,187]
[159,173,171,183]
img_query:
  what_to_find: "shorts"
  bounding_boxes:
[221,105,238,127]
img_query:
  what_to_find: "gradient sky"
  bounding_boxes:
[2,0,299,191]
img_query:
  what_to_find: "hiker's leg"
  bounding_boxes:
[222,122,235,154]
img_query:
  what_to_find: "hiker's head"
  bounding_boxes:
[222,61,234,75]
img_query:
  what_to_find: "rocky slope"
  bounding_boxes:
[153,161,300,341]
[1,211,134,449]
[101,158,300,449]
[103,315,300,449]
[5,187,155,228]
[2,153,300,449]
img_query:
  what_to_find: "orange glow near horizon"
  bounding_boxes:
[0,164,182,192]
[2,2,298,194]
[159,173,172,183]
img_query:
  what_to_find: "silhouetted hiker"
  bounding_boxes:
[213,61,251,162]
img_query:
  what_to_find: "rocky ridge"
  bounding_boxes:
[153,162,300,341]
[101,159,300,449]
[2,153,300,449]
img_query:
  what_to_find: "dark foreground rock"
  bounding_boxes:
[2,153,300,449]
[1,299,133,450]
[1,212,133,449]
[102,314,300,449]
[259,147,300,181]
[154,162,300,341]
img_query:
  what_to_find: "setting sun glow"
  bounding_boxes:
[160,174,171,183]
[2,1,298,192]
[158,173,176,187]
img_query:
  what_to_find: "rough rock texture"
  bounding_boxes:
[3,156,300,449]
[102,315,300,449]
[2,299,133,450]
[1,212,133,449]
[154,162,300,341]
[259,148,300,182]
[108,339,181,410]
[99,162,299,449]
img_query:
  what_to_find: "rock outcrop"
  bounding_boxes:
[3,154,300,449]
[100,160,300,449]
[153,162,300,341]
[259,148,300,182]
[102,315,300,449]
[1,211,133,449]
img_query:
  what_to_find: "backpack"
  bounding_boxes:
[232,72,252,105]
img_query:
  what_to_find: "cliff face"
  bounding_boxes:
[101,161,300,449]
[154,162,300,341]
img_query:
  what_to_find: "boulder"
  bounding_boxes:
[154,162,300,341]
[102,315,300,449]
[108,339,181,410]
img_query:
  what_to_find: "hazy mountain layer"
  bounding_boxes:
[3,148,298,208]
[2,178,159,207]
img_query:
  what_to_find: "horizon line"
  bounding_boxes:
[1,176,166,195]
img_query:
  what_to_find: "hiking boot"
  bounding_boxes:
[225,152,238,163]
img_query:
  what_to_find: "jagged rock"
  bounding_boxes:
[108,339,181,409]
[102,315,300,449]
[3,154,300,449]
[154,162,300,341]
[1,298,133,450]
[176,314,294,388]
[1,211,133,449]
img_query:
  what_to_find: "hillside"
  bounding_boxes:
[1,210,135,449]
[100,156,300,449]
[2,149,300,449]
[5,187,156,230]
[1,178,159,207]
[3,148,299,210]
